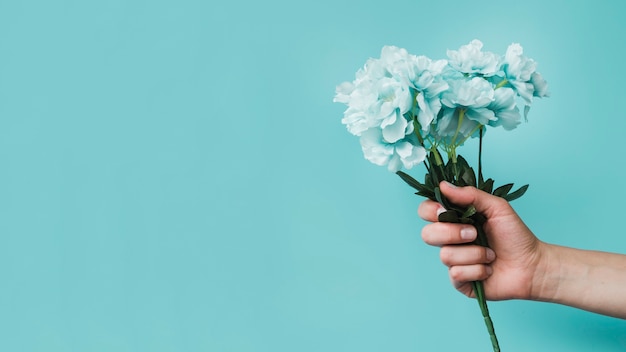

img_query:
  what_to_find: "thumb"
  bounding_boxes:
[439,181,510,219]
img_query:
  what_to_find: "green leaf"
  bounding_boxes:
[462,205,477,218]
[416,191,436,201]
[479,178,494,194]
[424,173,434,189]
[456,155,471,171]
[472,212,487,225]
[493,183,514,198]
[438,210,459,223]
[444,158,455,183]
[454,155,476,187]
[460,166,477,188]
[396,171,424,191]
[396,172,436,200]
[434,187,452,209]
[459,217,475,224]
[428,150,446,184]
[504,184,529,202]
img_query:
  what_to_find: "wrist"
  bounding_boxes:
[527,241,561,302]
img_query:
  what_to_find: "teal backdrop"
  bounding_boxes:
[1,0,625,351]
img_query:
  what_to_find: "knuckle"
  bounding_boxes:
[439,246,454,265]
[448,266,464,282]
[492,196,508,208]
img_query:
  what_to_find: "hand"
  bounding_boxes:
[418,181,545,301]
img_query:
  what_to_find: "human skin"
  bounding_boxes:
[418,181,626,319]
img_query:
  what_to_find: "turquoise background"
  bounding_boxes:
[1,0,625,350]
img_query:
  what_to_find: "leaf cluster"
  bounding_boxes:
[396,151,528,244]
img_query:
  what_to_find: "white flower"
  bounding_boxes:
[503,43,536,81]
[335,46,451,171]
[413,58,449,130]
[434,76,496,144]
[360,128,426,172]
[447,40,500,77]
[441,77,496,125]
[335,41,549,172]
[488,87,521,130]
[502,43,549,104]
[530,72,549,98]
[334,48,413,137]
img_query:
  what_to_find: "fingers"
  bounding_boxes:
[442,246,495,294]
[417,199,444,222]
[421,222,477,246]
[440,245,496,266]
[438,181,511,219]
[450,264,493,287]
[418,182,513,223]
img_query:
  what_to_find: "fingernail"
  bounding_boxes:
[486,248,496,262]
[460,227,476,240]
[436,206,446,216]
[443,181,457,188]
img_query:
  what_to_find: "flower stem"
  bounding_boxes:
[472,280,500,352]
[451,108,465,147]
[448,148,459,182]
[495,79,509,89]
[431,147,444,166]
[473,221,500,352]
[457,123,483,146]
[478,127,484,185]
[413,117,426,147]
[431,186,501,351]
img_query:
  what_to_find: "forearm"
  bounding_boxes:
[532,243,626,319]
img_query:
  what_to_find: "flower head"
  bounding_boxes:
[360,128,426,172]
[334,47,413,137]
[335,46,448,171]
[336,41,548,172]
[447,40,500,77]
[501,43,550,104]
[488,87,521,130]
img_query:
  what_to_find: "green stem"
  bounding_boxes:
[451,108,465,147]
[434,189,500,351]
[448,148,459,183]
[495,79,509,89]
[457,123,483,146]
[472,281,500,352]
[413,117,425,147]
[432,147,444,167]
[473,221,499,351]
[478,127,484,186]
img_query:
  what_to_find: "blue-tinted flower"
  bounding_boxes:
[434,76,496,144]
[441,77,496,124]
[360,128,426,172]
[334,47,413,137]
[488,87,521,130]
[433,108,483,144]
[530,72,549,98]
[335,41,548,172]
[335,46,450,171]
[447,40,500,77]
[413,57,449,130]
[502,43,550,104]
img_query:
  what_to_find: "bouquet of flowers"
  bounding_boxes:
[334,39,549,351]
